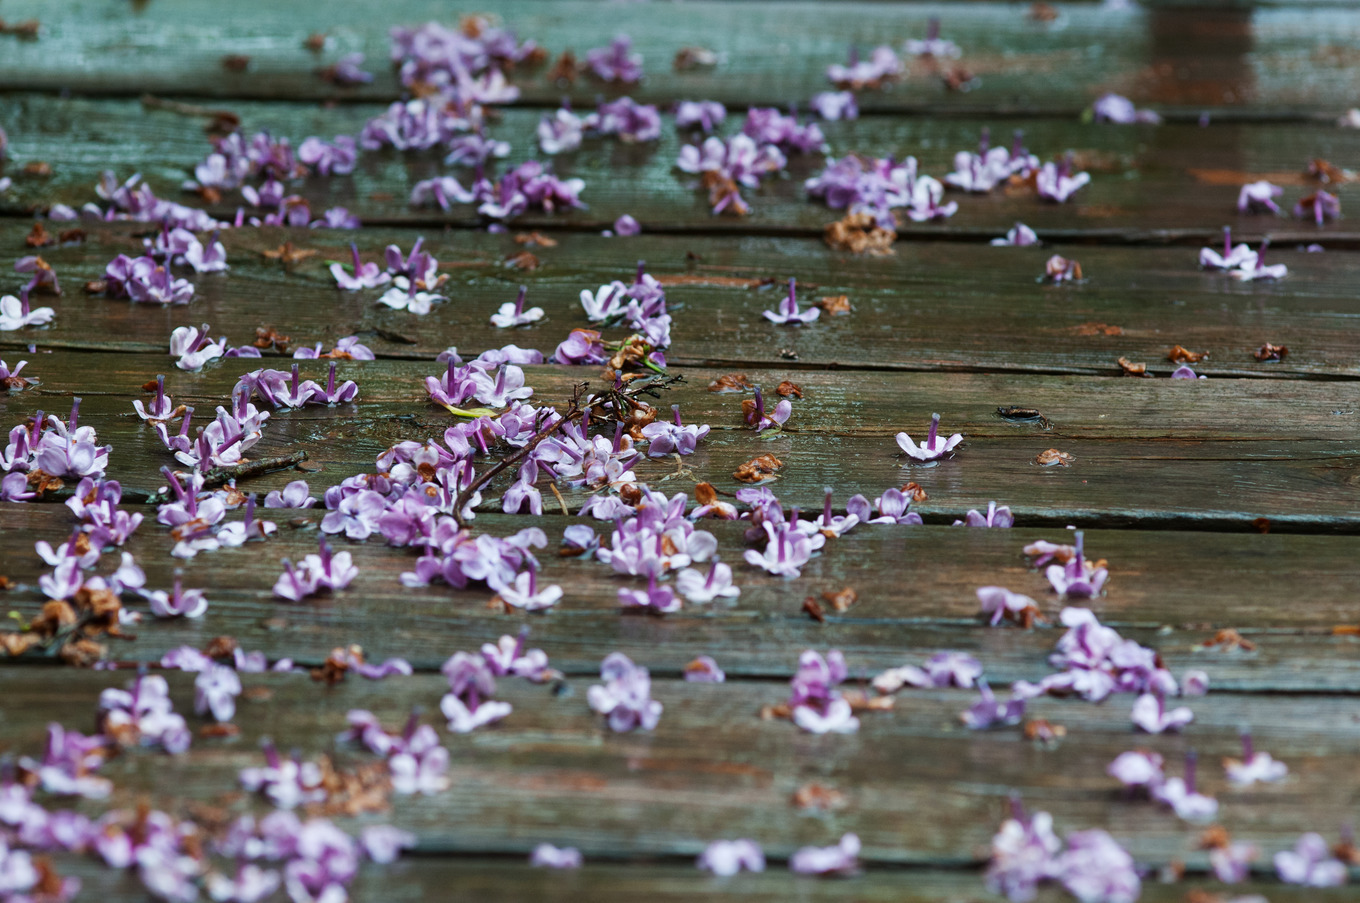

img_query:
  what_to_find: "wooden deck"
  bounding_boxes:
[2,1,1359,900]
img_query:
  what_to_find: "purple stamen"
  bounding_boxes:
[612,422,625,453]
[1184,750,1199,795]
[822,487,834,524]
[1222,226,1232,257]
[290,364,301,395]
[155,375,166,407]
[752,387,765,418]
[326,361,338,395]
[1241,731,1254,762]
[927,413,941,448]
[979,126,991,155]
[704,562,718,589]
[19,288,30,317]
[179,406,196,440]
[635,260,646,283]
[243,493,257,531]
[671,404,682,427]
[514,285,527,316]
[350,243,362,270]
[68,397,81,432]
[189,324,211,354]
[927,17,940,41]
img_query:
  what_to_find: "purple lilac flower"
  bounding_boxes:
[1149,750,1218,821]
[493,565,563,611]
[826,45,902,89]
[896,412,963,461]
[698,839,765,876]
[1054,829,1141,903]
[1171,364,1205,379]
[641,405,709,456]
[1200,226,1257,269]
[264,481,317,509]
[538,108,584,154]
[1296,189,1341,225]
[763,277,820,325]
[846,488,923,526]
[675,100,726,131]
[143,572,208,619]
[1130,692,1194,733]
[675,561,740,604]
[618,572,681,613]
[586,97,662,143]
[961,681,1026,729]
[490,285,544,328]
[98,673,192,753]
[481,630,555,682]
[684,655,727,682]
[977,586,1040,627]
[872,651,983,693]
[1045,531,1107,597]
[1107,750,1163,789]
[18,723,112,799]
[1092,93,1161,124]
[329,244,391,291]
[956,501,1014,527]
[1224,731,1288,786]
[992,222,1040,246]
[742,108,827,154]
[1210,840,1259,884]
[905,19,961,58]
[1036,155,1091,203]
[810,91,858,120]
[588,652,662,732]
[1230,236,1288,281]
[444,132,510,168]
[744,520,822,578]
[985,803,1062,902]
[788,649,858,734]
[610,214,640,236]
[1238,180,1282,214]
[1275,833,1348,886]
[0,290,56,331]
[440,652,513,733]
[194,665,242,722]
[585,35,642,83]
[744,386,792,433]
[530,844,583,869]
[789,833,860,875]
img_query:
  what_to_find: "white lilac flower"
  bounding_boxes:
[991,222,1040,246]
[675,561,740,603]
[896,412,963,461]
[537,108,584,154]
[1130,692,1193,734]
[903,175,957,222]
[143,572,208,619]
[1199,226,1257,270]
[1091,93,1161,124]
[587,652,662,732]
[1224,731,1288,786]
[1149,751,1218,822]
[530,844,582,869]
[698,839,765,876]
[1036,156,1091,203]
[762,277,819,325]
[490,285,544,328]
[977,586,1041,627]
[0,291,55,331]
[1275,833,1349,886]
[169,323,226,371]
[492,567,562,611]
[1230,237,1288,282]
[1237,180,1282,214]
[789,833,860,875]
[378,276,444,314]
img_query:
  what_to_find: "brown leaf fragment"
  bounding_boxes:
[1168,345,1207,364]
[843,690,894,712]
[1254,342,1288,361]
[824,211,896,255]
[304,33,328,52]
[775,380,803,398]
[253,327,291,352]
[24,222,53,248]
[504,250,540,270]
[792,783,847,811]
[701,171,748,216]
[941,66,976,92]
[547,51,578,84]
[760,703,791,721]
[822,587,858,613]
[1195,628,1256,652]
[221,54,251,72]
[26,469,64,494]
[84,280,108,294]
[0,633,41,656]
[514,231,557,247]
[262,243,318,265]
[199,723,240,739]
[815,294,852,315]
[674,46,719,71]
[1251,517,1270,534]
[1035,448,1075,467]
[59,639,106,667]
[708,372,751,393]
[1024,719,1066,744]
[1029,2,1060,21]
[1069,322,1123,336]
[801,597,825,622]
[1116,356,1150,377]
[58,228,86,244]
[23,161,51,178]
[0,576,11,589]
[1308,158,1346,184]
[901,482,928,502]
[203,635,239,659]
[0,19,40,38]
[733,454,783,483]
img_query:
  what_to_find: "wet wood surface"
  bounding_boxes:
[3,2,1360,900]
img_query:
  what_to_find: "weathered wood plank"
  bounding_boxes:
[0,2,1358,116]
[4,504,1360,688]
[4,667,1359,867]
[3,95,1360,238]
[2,227,1358,380]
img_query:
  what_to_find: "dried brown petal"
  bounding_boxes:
[262,243,318,265]
[0,633,41,656]
[504,250,540,270]
[1035,448,1075,466]
[514,231,558,248]
[23,161,52,178]
[59,638,106,667]
[1308,158,1345,184]
[1196,628,1256,652]
[760,703,791,720]
[25,469,63,494]
[733,454,783,483]
[84,279,108,295]
[200,723,241,739]
[801,597,825,622]
[1029,2,1059,21]
[1167,344,1208,364]
[304,33,328,52]
[203,636,239,659]
[1251,517,1270,534]
[547,51,578,83]
[708,373,751,393]
[815,295,852,316]
[901,482,929,502]
[775,380,803,398]
[1116,356,1149,377]
[221,54,251,72]
[253,327,291,352]
[1254,342,1288,361]
[701,172,748,217]
[1023,719,1067,743]
[694,482,719,507]
[825,211,896,255]
[941,67,976,92]
[792,783,847,811]
[1069,322,1123,336]
[822,587,858,613]
[24,222,53,248]
[673,46,719,70]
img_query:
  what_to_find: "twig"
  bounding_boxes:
[200,451,309,488]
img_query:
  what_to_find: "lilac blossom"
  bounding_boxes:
[641,405,709,456]
[1210,840,1259,884]
[896,412,963,461]
[307,361,360,405]
[588,652,662,732]
[482,630,556,682]
[444,132,509,167]
[18,723,111,798]
[239,741,325,809]
[699,839,765,876]
[1,471,35,501]
[1108,750,1163,789]
[216,493,278,546]
[797,487,860,538]
[905,19,961,58]
[744,386,792,433]
[537,108,584,154]
[675,100,727,131]
[618,572,681,614]
[985,804,1062,902]
[962,681,1026,729]
[1230,237,1288,281]
[789,833,860,876]
[194,665,242,722]
[329,244,391,290]
[530,845,582,869]
[1171,364,1205,379]
[359,99,465,152]
[1224,731,1288,786]
[476,161,586,220]
[441,652,513,733]
[293,335,375,360]
[36,398,111,479]
[409,175,475,211]
[744,520,822,578]
[1054,830,1141,903]
[684,655,727,682]
[1036,155,1091,203]
[169,323,226,371]
[586,35,642,83]
[1130,692,1194,733]
[1149,751,1218,821]
[378,276,445,314]
[493,566,563,611]
[1200,226,1257,269]
[0,357,37,391]
[610,213,641,236]
[1091,93,1161,124]
[361,827,418,866]
[1296,189,1341,225]
[675,561,740,604]
[977,586,1041,627]
[827,45,902,90]
[847,488,923,526]
[1275,833,1349,887]
[132,374,175,421]
[811,91,858,120]
[763,277,820,325]
[1237,180,1283,214]
[904,175,957,221]
[143,572,208,619]
[1045,531,1107,597]
[491,285,544,328]
[742,108,826,154]
[788,649,859,734]
[586,97,662,143]
[15,256,61,295]
[945,129,1017,193]
[98,673,192,753]
[0,290,55,331]
[956,501,1014,527]
[873,651,983,693]
[992,222,1040,246]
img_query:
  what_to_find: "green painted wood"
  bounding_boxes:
[4,95,1360,238]
[4,503,1360,688]
[3,667,1359,867]
[2,227,1359,380]
[0,2,1358,116]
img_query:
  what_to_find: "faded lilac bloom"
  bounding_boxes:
[361,826,416,864]
[1150,751,1218,822]
[1182,669,1210,696]
[904,175,957,222]
[1224,731,1288,786]
[744,520,822,578]
[811,90,858,121]
[699,839,765,876]
[743,386,792,433]
[194,665,242,722]
[675,561,740,604]
[441,652,513,733]
[905,19,961,58]
[1091,93,1161,124]
[896,412,963,461]
[1237,181,1283,214]
[1108,750,1164,789]
[847,488,923,526]
[98,674,192,753]
[992,222,1039,246]
[875,651,982,693]
[143,572,208,619]
[1130,692,1193,734]
[1295,189,1341,225]
[586,97,662,143]
[789,649,858,734]
[1036,156,1091,203]
[742,108,826,154]
[1045,532,1107,598]
[1275,833,1348,887]
[264,480,316,508]
[1054,830,1141,903]
[493,566,563,611]
[618,572,681,614]
[962,681,1026,729]
[675,100,727,131]
[0,291,56,331]
[330,244,391,290]
[1210,841,1259,884]
[986,804,1062,902]
[1200,226,1257,270]
[490,285,544,328]
[409,175,475,212]
[537,108,584,155]
[797,487,860,538]
[826,45,902,90]
[684,655,726,682]
[586,35,642,84]
[1230,237,1287,282]
[239,741,325,809]
[588,652,663,732]
[610,214,641,236]
[530,844,583,869]
[300,135,359,176]
[642,405,709,457]
[206,864,281,903]
[444,133,510,168]
[1171,364,1205,380]
[977,586,1040,627]
[789,833,860,876]
[763,277,820,325]
[956,501,1014,527]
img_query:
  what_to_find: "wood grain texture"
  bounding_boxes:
[4,505,1360,689]
[3,94,1360,239]
[0,2,1358,116]
[3,667,1359,868]
[2,227,1359,381]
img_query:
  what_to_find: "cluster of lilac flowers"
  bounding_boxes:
[805,154,958,227]
[788,649,859,734]
[557,263,674,361]
[1108,749,1218,822]
[676,134,787,215]
[588,652,662,731]
[236,362,359,408]
[410,159,584,221]
[945,130,1038,193]
[273,536,359,601]
[986,803,1141,903]
[3,398,111,481]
